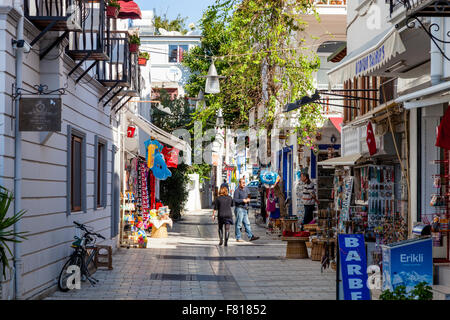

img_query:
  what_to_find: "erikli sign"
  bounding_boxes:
[355,45,385,76]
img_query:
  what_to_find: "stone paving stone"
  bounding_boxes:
[44,209,335,300]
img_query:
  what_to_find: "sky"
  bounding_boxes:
[135,0,217,26]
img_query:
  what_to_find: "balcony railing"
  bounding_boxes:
[24,0,82,31]
[122,53,141,97]
[390,0,449,17]
[66,0,109,61]
[96,32,132,88]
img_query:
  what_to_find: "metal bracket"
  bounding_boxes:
[40,30,69,60]
[76,61,99,84]
[115,96,132,114]
[13,83,66,100]
[29,20,58,47]
[103,87,124,108]
[110,95,127,111]
[68,52,92,77]
[99,82,119,102]
[40,132,54,145]
[407,15,450,61]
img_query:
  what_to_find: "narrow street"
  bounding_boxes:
[45,210,336,300]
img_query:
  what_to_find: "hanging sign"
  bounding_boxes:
[127,126,136,138]
[19,97,61,132]
[338,234,371,300]
[339,176,354,233]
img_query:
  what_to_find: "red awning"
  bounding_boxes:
[330,117,343,133]
[118,1,142,20]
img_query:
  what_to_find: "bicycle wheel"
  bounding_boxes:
[58,254,83,292]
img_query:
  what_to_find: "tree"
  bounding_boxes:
[154,13,188,35]
[182,0,324,150]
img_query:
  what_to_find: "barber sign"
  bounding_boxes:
[338,234,371,300]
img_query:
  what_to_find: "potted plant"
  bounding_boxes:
[138,52,150,66]
[106,0,120,19]
[0,186,28,282]
[129,34,140,53]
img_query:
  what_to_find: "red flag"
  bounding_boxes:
[127,126,136,138]
[436,106,450,150]
[366,122,377,156]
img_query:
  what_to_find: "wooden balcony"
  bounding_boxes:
[66,0,109,61]
[24,0,82,31]
[96,32,132,88]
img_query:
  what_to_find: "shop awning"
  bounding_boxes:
[396,81,450,109]
[118,1,142,20]
[327,27,406,87]
[318,153,362,166]
[125,109,192,165]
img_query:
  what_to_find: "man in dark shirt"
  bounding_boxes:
[233,178,259,242]
[220,179,229,192]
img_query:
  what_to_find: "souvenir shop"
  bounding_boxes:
[317,117,410,268]
[120,111,190,248]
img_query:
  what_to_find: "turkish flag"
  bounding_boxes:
[127,126,136,138]
[436,105,450,150]
[366,122,377,156]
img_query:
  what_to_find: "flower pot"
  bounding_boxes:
[129,43,139,53]
[138,57,148,66]
[106,6,119,19]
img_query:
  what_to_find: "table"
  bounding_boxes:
[281,237,309,259]
[280,218,300,233]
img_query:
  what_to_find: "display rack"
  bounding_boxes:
[428,154,450,262]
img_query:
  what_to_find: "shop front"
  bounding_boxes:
[119,109,191,248]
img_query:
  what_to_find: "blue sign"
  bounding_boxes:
[355,45,385,75]
[338,234,371,300]
[252,166,260,175]
[381,238,433,293]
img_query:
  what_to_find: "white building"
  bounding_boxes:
[131,10,202,99]
[0,0,143,300]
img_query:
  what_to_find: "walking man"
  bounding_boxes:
[233,178,260,242]
[220,179,229,193]
[300,172,318,226]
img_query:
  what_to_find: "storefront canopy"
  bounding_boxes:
[118,1,142,20]
[318,153,362,166]
[125,109,192,165]
[327,27,406,87]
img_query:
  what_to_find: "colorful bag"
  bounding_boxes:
[162,146,179,168]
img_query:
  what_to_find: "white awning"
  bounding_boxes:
[318,154,362,166]
[327,27,406,87]
[125,109,192,165]
[396,81,450,109]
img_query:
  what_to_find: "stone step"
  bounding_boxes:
[432,285,450,300]
[437,266,450,287]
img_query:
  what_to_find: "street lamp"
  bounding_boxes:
[204,61,225,94]
[216,108,224,128]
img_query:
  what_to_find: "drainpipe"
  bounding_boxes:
[430,17,443,85]
[13,0,24,300]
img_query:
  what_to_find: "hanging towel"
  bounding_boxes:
[436,105,450,150]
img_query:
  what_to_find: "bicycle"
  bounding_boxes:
[58,221,106,292]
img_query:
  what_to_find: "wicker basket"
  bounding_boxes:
[311,240,325,261]
[151,224,168,238]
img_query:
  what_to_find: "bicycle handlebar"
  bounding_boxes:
[73,221,105,240]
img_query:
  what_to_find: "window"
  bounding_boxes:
[71,136,82,212]
[67,125,86,214]
[95,136,108,209]
[168,44,189,63]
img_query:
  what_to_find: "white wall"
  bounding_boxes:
[0,6,121,300]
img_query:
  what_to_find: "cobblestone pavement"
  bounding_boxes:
[45,209,336,300]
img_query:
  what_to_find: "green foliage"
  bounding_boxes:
[139,52,150,60]
[188,164,211,184]
[108,0,120,9]
[151,90,193,132]
[160,164,190,220]
[182,0,324,149]
[154,13,188,35]
[0,186,28,280]
[379,282,433,300]
[129,34,140,45]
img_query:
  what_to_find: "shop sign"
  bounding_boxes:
[19,97,61,132]
[127,126,136,138]
[252,166,260,175]
[339,176,353,233]
[355,45,385,76]
[381,238,433,293]
[338,234,371,300]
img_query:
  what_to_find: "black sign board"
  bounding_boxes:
[19,97,62,132]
